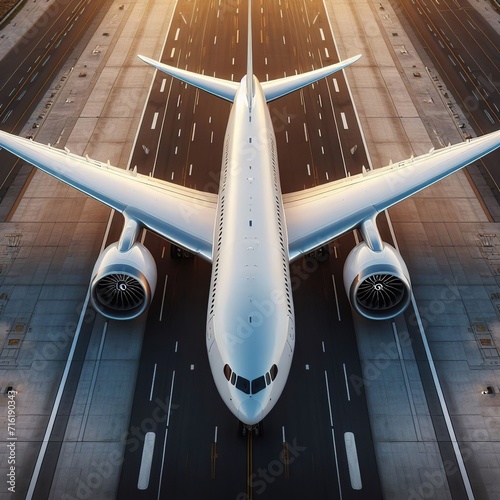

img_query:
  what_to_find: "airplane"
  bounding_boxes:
[0,1,499,432]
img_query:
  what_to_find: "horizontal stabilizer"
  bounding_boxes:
[261,54,361,102]
[138,54,239,102]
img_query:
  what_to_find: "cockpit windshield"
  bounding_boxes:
[236,375,250,394]
[224,364,278,395]
[251,375,266,394]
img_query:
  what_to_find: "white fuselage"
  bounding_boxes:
[206,76,295,425]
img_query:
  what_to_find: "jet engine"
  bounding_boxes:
[90,242,157,320]
[343,242,411,320]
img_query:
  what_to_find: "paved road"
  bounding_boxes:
[394,0,500,201]
[16,0,492,497]
[117,1,380,498]
[0,0,111,206]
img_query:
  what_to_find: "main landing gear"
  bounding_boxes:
[170,244,193,259]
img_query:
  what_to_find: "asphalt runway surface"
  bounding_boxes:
[7,0,496,497]
[118,0,383,497]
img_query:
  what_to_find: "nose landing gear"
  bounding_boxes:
[239,420,262,437]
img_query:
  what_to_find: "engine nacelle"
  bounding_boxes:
[343,242,411,320]
[90,242,157,320]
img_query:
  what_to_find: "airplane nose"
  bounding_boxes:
[238,399,263,425]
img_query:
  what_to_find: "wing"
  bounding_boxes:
[284,130,500,262]
[0,131,217,261]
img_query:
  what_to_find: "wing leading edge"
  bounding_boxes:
[284,130,500,261]
[0,131,217,261]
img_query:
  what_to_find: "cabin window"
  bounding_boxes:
[270,364,278,381]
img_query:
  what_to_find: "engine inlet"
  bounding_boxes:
[94,273,146,312]
[90,242,156,320]
[356,274,406,311]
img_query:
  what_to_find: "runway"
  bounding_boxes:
[3,0,498,497]
[0,0,112,207]
[116,0,381,498]
[392,0,500,207]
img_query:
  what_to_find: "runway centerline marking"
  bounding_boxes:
[324,371,343,498]
[282,426,289,478]
[246,428,253,500]
[211,426,218,479]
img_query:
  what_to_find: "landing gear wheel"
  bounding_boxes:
[253,421,262,436]
[239,420,247,437]
[170,244,183,259]
[316,244,330,260]
[170,244,194,259]
[238,420,263,437]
